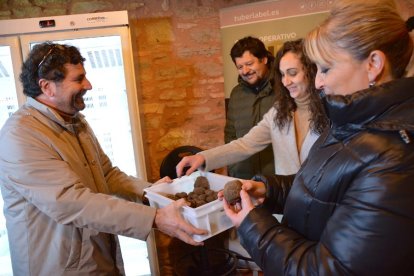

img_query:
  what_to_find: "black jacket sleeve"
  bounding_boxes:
[252,174,295,214]
[237,207,327,276]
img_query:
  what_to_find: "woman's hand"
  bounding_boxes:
[218,179,266,205]
[176,154,206,177]
[242,179,266,204]
[223,190,255,228]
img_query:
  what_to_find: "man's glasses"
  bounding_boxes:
[37,44,65,70]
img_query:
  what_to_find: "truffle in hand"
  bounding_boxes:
[223,180,243,205]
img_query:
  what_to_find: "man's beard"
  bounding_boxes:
[72,91,86,111]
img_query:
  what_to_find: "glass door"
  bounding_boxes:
[19,28,150,276]
[0,35,24,276]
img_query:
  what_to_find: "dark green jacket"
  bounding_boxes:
[224,67,276,179]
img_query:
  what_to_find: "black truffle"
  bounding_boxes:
[162,176,218,208]
[194,176,210,189]
[223,180,242,205]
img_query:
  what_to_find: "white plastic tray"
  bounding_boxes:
[144,171,236,242]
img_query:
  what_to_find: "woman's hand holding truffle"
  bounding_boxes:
[218,179,266,205]
[223,190,255,228]
[241,179,266,204]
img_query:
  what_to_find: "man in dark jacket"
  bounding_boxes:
[225,36,275,179]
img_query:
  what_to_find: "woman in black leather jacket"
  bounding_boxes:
[223,0,414,275]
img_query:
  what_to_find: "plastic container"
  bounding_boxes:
[144,171,236,242]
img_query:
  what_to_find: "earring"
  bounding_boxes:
[369,81,376,88]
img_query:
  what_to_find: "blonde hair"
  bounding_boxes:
[305,0,413,78]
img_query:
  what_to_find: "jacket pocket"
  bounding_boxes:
[64,227,82,269]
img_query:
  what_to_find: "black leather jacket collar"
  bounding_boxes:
[322,77,414,140]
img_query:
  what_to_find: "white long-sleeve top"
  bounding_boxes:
[201,106,320,176]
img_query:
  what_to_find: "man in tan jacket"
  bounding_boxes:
[0,42,206,275]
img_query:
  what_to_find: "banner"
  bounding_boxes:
[220,0,333,97]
